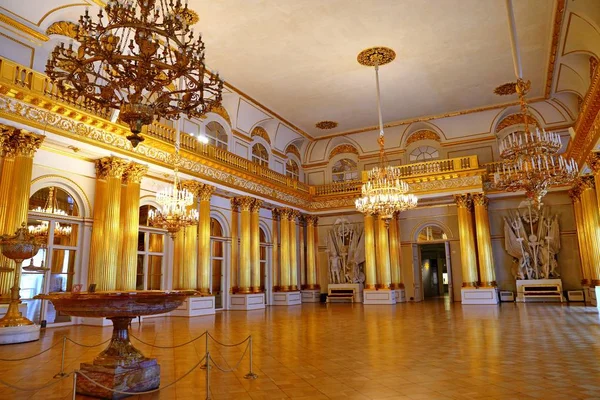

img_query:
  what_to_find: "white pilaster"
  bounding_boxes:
[273,291,302,306]
[229,293,265,310]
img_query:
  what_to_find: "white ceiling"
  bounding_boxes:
[2,0,555,138]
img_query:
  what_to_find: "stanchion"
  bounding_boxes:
[205,351,211,400]
[71,371,77,400]
[243,336,258,379]
[54,336,68,378]
[201,329,208,369]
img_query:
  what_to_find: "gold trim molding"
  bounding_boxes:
[406,130,441,145]
[251,126,271,145]
[0,13,49,42]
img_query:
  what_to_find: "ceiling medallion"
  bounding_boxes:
[494,82,518,96]
[315,121,338,130]
[357,47,396,67]
[45,0,222,148]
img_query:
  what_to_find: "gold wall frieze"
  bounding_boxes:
[495,114,540,133]
[405,130,441,145]
[45,21,78,38]
[329,144,359,159]
[0,13,49,42]
[251,126,271,145]
[285,144,301,160]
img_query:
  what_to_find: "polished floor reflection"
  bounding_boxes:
[1,300,599,399]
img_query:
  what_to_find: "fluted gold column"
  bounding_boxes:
[197,184,215,293]
[305,215,319,290]
[289,210,299,291]
[230,198,239,292]
[377,214,392,288]
[389,212,403,289]
[454,194,478,287]
[117,163,148,290]
[0,129,44,297]
[238,197,253,293]
[172,229,185,289]
[588,153,600,211]
[569,188,591,285]
[472,193,496,287]
[280,209,291,290]
[363,212,377,289]
[299,216,306,288]
[250,199,263,292]
[578,176,600,286]
[0,127,15,236]
[176,181,202,291]
[272,209,280,290]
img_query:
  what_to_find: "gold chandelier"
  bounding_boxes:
[491,1,577,209]
[45,0,223,147]
[28,187,73,239]
[355,47,417,219]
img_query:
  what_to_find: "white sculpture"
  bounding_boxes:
[504,204,561,280]
[326,218,365,284]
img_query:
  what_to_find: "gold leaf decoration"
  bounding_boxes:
[46,21,79,39]
[406,130,441,145]
[495,114,540,133]
[315,120,338,130]
[285,144,301,160]
[493,82,517,96]
[208,104,231,126]
[329,144,358,159]
[251,126,271,145]
[357,47,396,67]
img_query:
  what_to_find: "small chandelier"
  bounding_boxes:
[45,0,223,147]
[355,47,417,219]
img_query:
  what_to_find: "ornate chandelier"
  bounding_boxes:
[45,0,223,147]
[355,47,417,219]
[28,187,73,238]
[491,1,577,209]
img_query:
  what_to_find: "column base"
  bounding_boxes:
[301,289,320,303]
[592,286,599,308]
[461,287,499,305]
[170,295,215,317]
[273,291,302,306]
[363,289,397,305]
[0,324,40,345]
[229,293,265,310]
[394,289,406,303]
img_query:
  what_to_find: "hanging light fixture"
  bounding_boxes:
[355,47,417,219]
[491,0,578,209]
[45,0,223,147]
[28,187,73,239]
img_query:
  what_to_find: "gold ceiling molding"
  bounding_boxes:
[315,120,338,130]
[45,21,78,38]
[495,114,540,133]
[590,56,599,80]
[329,144,358,159]
[494,82,517,96]
[251,126,271,145]
[545,0,566,98]
[568,64,600,165]
[0,13,48,42]
[406,130,441,145]
[209,104,231,126]
[357,47,396,67]
[285,144,301,160]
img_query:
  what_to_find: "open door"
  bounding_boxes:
[445,241,453,302]
[412,243,423,302]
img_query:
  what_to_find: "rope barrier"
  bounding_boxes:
[65,337,111,347]
[0,372,72,391]
[0,340,63,361]
[130,330,207,349]
[207,332,250,347]
[209,342,250,373]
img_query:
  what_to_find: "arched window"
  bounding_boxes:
[409,146,439,162]
[332,158,358,182]
[137,205,165,290]
[29,186,79,216]
[210,217,225,309]
[205,121,228,149]
[286,159,300,181]
[252,143,269,167]
[417,225,448,242]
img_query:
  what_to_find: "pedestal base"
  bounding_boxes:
[77,358,160,399]
[394,289,406,303]
[461,287,500,305]
[363,289,397,305]
[0,324,40,345]
[328,283,363,303]
[301,289,320,303]
[0,303,27,319]
[170,296,215,317]
[273,291,301,306]
[593,286,599,309]
[515,279,563,302]
[229,293,265,310]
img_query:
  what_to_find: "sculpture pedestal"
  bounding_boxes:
[363,289,396,305]
[328,283,363,303]
[461,287,499,305]
[0,324,40,345]
[170,295,215,317]
[229,293,265,310]
[273,291,301,306]
[301,289,320,303]
[516,279,563,302]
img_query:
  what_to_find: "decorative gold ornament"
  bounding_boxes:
[45,21,78,38]
[251,126,271,145]
[495,113,540,133]
[329,144,359,159]
[357,47,396,67]
[122,162,149,184]
[45,0,223,147]
[285,144,301,160]
[315,120,338,130]
[406,130,441,145]
[494,82,517,96]
[209,104,232,126]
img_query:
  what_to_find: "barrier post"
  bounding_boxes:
[243,336,258,379]
[71,371,77,400]
[205,352,211,400]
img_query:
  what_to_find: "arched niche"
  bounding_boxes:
[412,222,453,243]
[30,175,91,218]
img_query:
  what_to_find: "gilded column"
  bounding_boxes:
[454,194,478,287]
[377,214,392,288]
[238,197,254,293]
[272,209,280,290]
[472,193,496,287]
[197,184,215,293]
[588,153,600,211]
[289,210,299,291]
[299,216,306,288]
[0,127,15,234]
[305,215,319,290]
[172,229,185,289]
[389,212,403,289]
[578,176,600,286]
[280,209,291,290]
[250,199,263,292]
[363,212,377,289]
[570,187,591,285]
[0,129,44,297]
[117,163,148,290]
[230,198,239,292]
[89,156,128,291]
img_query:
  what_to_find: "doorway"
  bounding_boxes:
[419,244,449,300]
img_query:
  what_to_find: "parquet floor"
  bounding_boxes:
[1,299,600,399]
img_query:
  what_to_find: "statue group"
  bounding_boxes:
[325,218,365,284]
[504,205,561,280]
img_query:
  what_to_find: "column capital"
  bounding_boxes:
[197,183,216,201]
[305,215,319,226]
[4,128,44,157]
[230,197,240,212]
[95,156,129,179]
[568,186,582,202]
[288,209,300,221]
[575,175,595,192]
[588,152,600,173]
[250,199,263,212]
[271,208,281,220]
[454,194,473,210]
[122,162,148,184]
[471,193,489,208]
[237,196,255,211]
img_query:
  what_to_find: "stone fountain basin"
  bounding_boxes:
[36,290,198,318]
